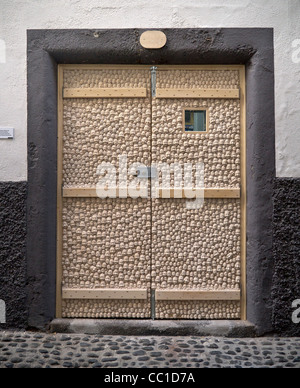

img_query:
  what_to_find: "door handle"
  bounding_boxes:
[135,166,157,179]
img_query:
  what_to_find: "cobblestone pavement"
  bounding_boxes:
[0,331,299,368]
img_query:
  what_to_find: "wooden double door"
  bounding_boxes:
[57,65,246,320]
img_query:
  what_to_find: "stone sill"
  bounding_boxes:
[50,319,257,338]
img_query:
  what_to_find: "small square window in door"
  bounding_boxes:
[184,109,208,133]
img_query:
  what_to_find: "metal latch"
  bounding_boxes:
[151,66,157,97]
[135,166,157,179]
[151,290,156,320]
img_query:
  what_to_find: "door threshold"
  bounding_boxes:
[50,319,256,338]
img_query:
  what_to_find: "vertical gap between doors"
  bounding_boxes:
[149,66,155,320]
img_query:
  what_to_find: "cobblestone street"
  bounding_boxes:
[0,331,299,368]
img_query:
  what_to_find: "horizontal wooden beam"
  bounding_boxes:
[61,64,244,71]
[156,88,240,99]
[63,188,97,198]
[62,288,148,300]
[63,187,240,199]
[157,188,241,199]
[63,187,148,198]
[63,88,147,99]
[155,289,241,301]
[204,188,240,199]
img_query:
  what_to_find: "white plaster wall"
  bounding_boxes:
[0,0,299,181]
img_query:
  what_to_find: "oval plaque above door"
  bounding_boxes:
[140,31,167,49]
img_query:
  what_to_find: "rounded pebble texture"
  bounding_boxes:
[62,197,152,318]
[62,69,152,318]
[152,69,241,319]
[0,332,299,369]
[154,69,241,189]
[62,69,151,187]
[61,68,242,320]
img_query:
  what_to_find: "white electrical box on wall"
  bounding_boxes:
[0,127,14,139]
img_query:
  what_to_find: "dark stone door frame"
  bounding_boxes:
[27,28,275,334]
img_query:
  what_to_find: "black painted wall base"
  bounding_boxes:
[0,182,27,329]
[272,178,300,336]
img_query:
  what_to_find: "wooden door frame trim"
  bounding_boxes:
[57,64,246,320]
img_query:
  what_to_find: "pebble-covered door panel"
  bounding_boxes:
[152,68,244,319]
[57,66,245,320]
[58,68,152,318]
